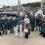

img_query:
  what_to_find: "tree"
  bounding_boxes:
[22,2,41,9]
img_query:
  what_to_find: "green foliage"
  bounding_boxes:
[22,2,41,9]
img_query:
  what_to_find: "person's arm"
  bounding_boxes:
[28,19,30,24]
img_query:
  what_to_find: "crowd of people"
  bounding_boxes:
[0,12,45,39]
[0,14,31,39]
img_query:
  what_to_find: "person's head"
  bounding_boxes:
[10,16,12,19]
[1,15,3,17]
[4,15,7,18]
[25,15,27,18]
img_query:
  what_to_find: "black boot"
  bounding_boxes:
[5,31,7,35]
[18,29,20,33]
[42,33,45,37]
[0,32,2,36]
[10,30,14,34]
[31,27,34,31]
[28,28,30,35]
[6,31,7,35]
[40,32,42,35]
[24,33,28,39]
[13,30,14,34]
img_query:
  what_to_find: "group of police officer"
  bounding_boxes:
[14,14,30,39]
[0,15,14,35]
[0,14,30,39]
[0,13,45,39]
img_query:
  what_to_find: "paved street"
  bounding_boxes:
[0,31,45,45]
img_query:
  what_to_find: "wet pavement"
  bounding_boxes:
[0,31,45,45]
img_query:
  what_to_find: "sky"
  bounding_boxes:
[0,0,41,8]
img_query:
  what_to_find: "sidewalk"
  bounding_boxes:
[0,31,45,45]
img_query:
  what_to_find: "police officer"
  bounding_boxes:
[18,16,23,37]
[15,15,19,36]
[4,15,8,35]
[10,16,14,34]
[0,15,3,36]
[30,15,35,31]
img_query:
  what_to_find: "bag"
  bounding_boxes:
[24,24,29,29]
[24,29,28,33]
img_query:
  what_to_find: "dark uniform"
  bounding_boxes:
[0,18,3,30]
[10,17,14,33]
[36,17,40,31]
[30,15,35,31]
[7,19,10,30]
[0,18,3,36]
[37,15,43,35]
[19,15,24,32]
[3,17,8,35]
[2,18,5,34]
[40,18,45,37]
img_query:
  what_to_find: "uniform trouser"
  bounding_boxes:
[19,25,23,37]
[28,28,30,35]
[2,25,5,34]
[14,25,23,37]
[31,27,34,31]
[39,27,41,31]
[4,30,7,35]
[39,27,43,35]
[0,30,2,36]
[24,29,28,39]
[14,25,19,36]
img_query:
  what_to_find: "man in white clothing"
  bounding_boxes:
[23,15,30,39]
